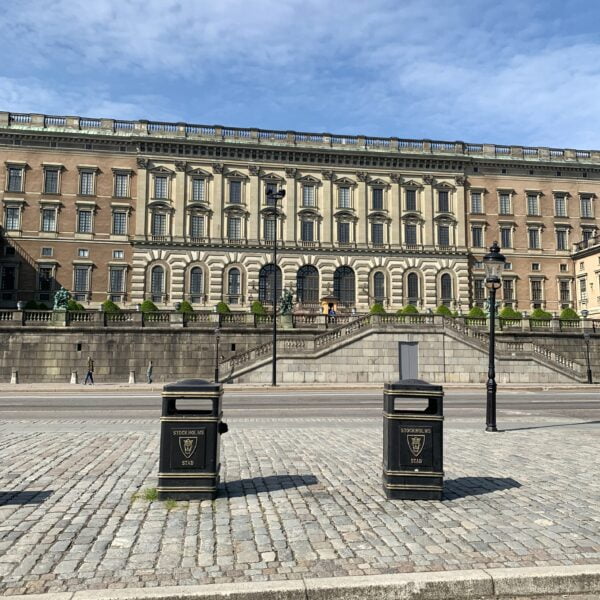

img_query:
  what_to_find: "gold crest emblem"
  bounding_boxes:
[179,436,197,459]
[407,434,425,457]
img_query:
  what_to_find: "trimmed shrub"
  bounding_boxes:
[530,307,552,320]
[140,300,159,313]
[67,299,85,311]
[435,305,453,317]
[101,300,121,313]
[24,300,39,310]
[37,302,49,310]
[499,306,522,319]
[399,304,419,315]
[560,307,580,321]
[369,303,386,315]
[467,306,486,318]
[177,301,194,313]
[216,301,231,315]
[250,300,267,315]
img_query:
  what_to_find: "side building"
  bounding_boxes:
[0,111,599,313]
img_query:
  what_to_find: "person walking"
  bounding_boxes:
[146,360,153,384]
[83,356,94,385]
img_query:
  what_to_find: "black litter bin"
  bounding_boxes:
[383,379,443,500]
[158,379,228,500]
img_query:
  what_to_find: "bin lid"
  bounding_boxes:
[163,378,222,393]
[384,379,443,395]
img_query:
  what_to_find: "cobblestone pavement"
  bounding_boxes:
[0,415,599,596]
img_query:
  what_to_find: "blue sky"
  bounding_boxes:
[1,0,600,148]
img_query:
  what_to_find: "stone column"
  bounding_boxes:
[285,168,297,244]
[422,175,434,247]
[390,174,401,246]
[454,175,467,249]
[212,163,225,240]
[248,165,261,243]
[135,158,149,239]
[173,161,186,243]
[356,172,369,246]
[321,171,333,246]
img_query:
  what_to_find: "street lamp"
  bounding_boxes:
[582,310,592,384]
[266,188,286,386]
[214,327,220,383]
[483,241,506,432]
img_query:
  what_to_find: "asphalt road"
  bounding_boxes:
[0,389,598,428]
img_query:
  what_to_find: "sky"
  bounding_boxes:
[1,0,600,149]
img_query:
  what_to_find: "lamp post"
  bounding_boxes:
[214,327,220,383]
[266,188,286,386]
[483,241,506,432]
[582,310,592,384]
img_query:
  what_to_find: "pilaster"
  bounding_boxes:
[248,166,261,243]
[135,158,149,238]
[356,172,369,246]
[173,161,186,242]
[285,168,297,244]
[212,163,224,240]
[422,175,434,246]
[390,174,401,246]
[321,170,333,246]
[455,175,467,248]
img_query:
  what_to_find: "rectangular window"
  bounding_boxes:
[192,178,205,202]
[189,215,205,238]
[109,268,125,293]
[38,267,53,292]
[110,212,126,235]
[371,222,384,245]
[438,190,449,212]
[112,250,124,259]
[264,218,275,241]
[229,180,242,204]
[7,167,23,192]
[74,267,89,292]
[79,171,94,195]
[404,223,417,245]
[41,208,57,232]
[0,266,15,292]
[504,262,512,270]
[78,248,89,258]
[77,210,93,233]
[372,188,383,210]
[581,195,592,218]
[555,195,567,217]
[531,280,543,301]
[471,226,483,248]
[227,216,241,240]
[500,227,512,248]
[302,185,315,207]
[580,278,587,301]
[151,213,166,236]
[583,229,595,243]
[556,229,567,251]
[337,222,350,244]
[405,189,416,211]
[438,225,450,246]
[265,182,278,205]
[532,262,541,271]
[528,228,540,249]
[301,220,314,242]
[114,173,129,198]
[560,280,570,303]
[4,207,20,230]
[502,279,514,301]
[44,169,59,194]
[154,176,168,199]
[499,193,511,215]
[338,186,350,208]
[527,194,539,216]
[559,263,568,272]
[41,247,53,257]
[474,278,485,301]
[470,192,482,214]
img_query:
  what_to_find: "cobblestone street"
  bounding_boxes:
[0,415,599,596]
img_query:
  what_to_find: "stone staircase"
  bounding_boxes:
[219,314,586,383]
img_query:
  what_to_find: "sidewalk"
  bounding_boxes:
[0,409,598,597]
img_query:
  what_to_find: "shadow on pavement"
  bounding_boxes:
[0,490,53,506]
[223,474,318,498]
[502,420,600,432]
[443,477,521,500]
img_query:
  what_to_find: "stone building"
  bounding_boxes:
[1,111,599,313]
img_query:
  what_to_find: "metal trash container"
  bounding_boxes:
[158,379,228,500]
[383,379,443,500]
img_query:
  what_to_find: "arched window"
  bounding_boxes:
[150,266,165,303]
[259,264,282,304]
[189,267,203,303]
[334,266,355,306]
[297,265,319,305]
[228,268,241,304]
[440,273,452,306]
[407,272,419,306]
[373,272,385,304]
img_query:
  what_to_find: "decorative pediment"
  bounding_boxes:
[368,178,390,188]
[298,174,321,185]
[334,177,357,187]
[401,212,424,222]
[225,170,249,180]
[434,214,457,224]
[149,165,175,176]
[186,202,212,214]
[261,172,285,182]
[298,207,321,219]
[260,206,285,217]
[434,181,456,191]
[148,200,174,211]
[334,210,358,222]
[368,210,391,222]
[188,167,213,178]
[224,205,249,216]
[402,179,423,189]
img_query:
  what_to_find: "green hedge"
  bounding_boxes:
[560,307,580,320]
[66,299,85,311]
[250,300,267,315]
[140,300,159,313]
[499,306,522,319]
[435,305,453,317]
[216,301,231,314]
[467,306,485,318]
[101,300,121,313]
[530,307,552,320]
[396,304,419,315]
[177,301,194,313]
[369,303,386,315]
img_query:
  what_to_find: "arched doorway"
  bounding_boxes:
[258,264,282,305]
[297,265,319,306]
[334,266,355,307]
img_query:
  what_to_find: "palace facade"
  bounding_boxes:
[1,111,599,313]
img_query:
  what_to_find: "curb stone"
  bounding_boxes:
[3,565,600,600]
